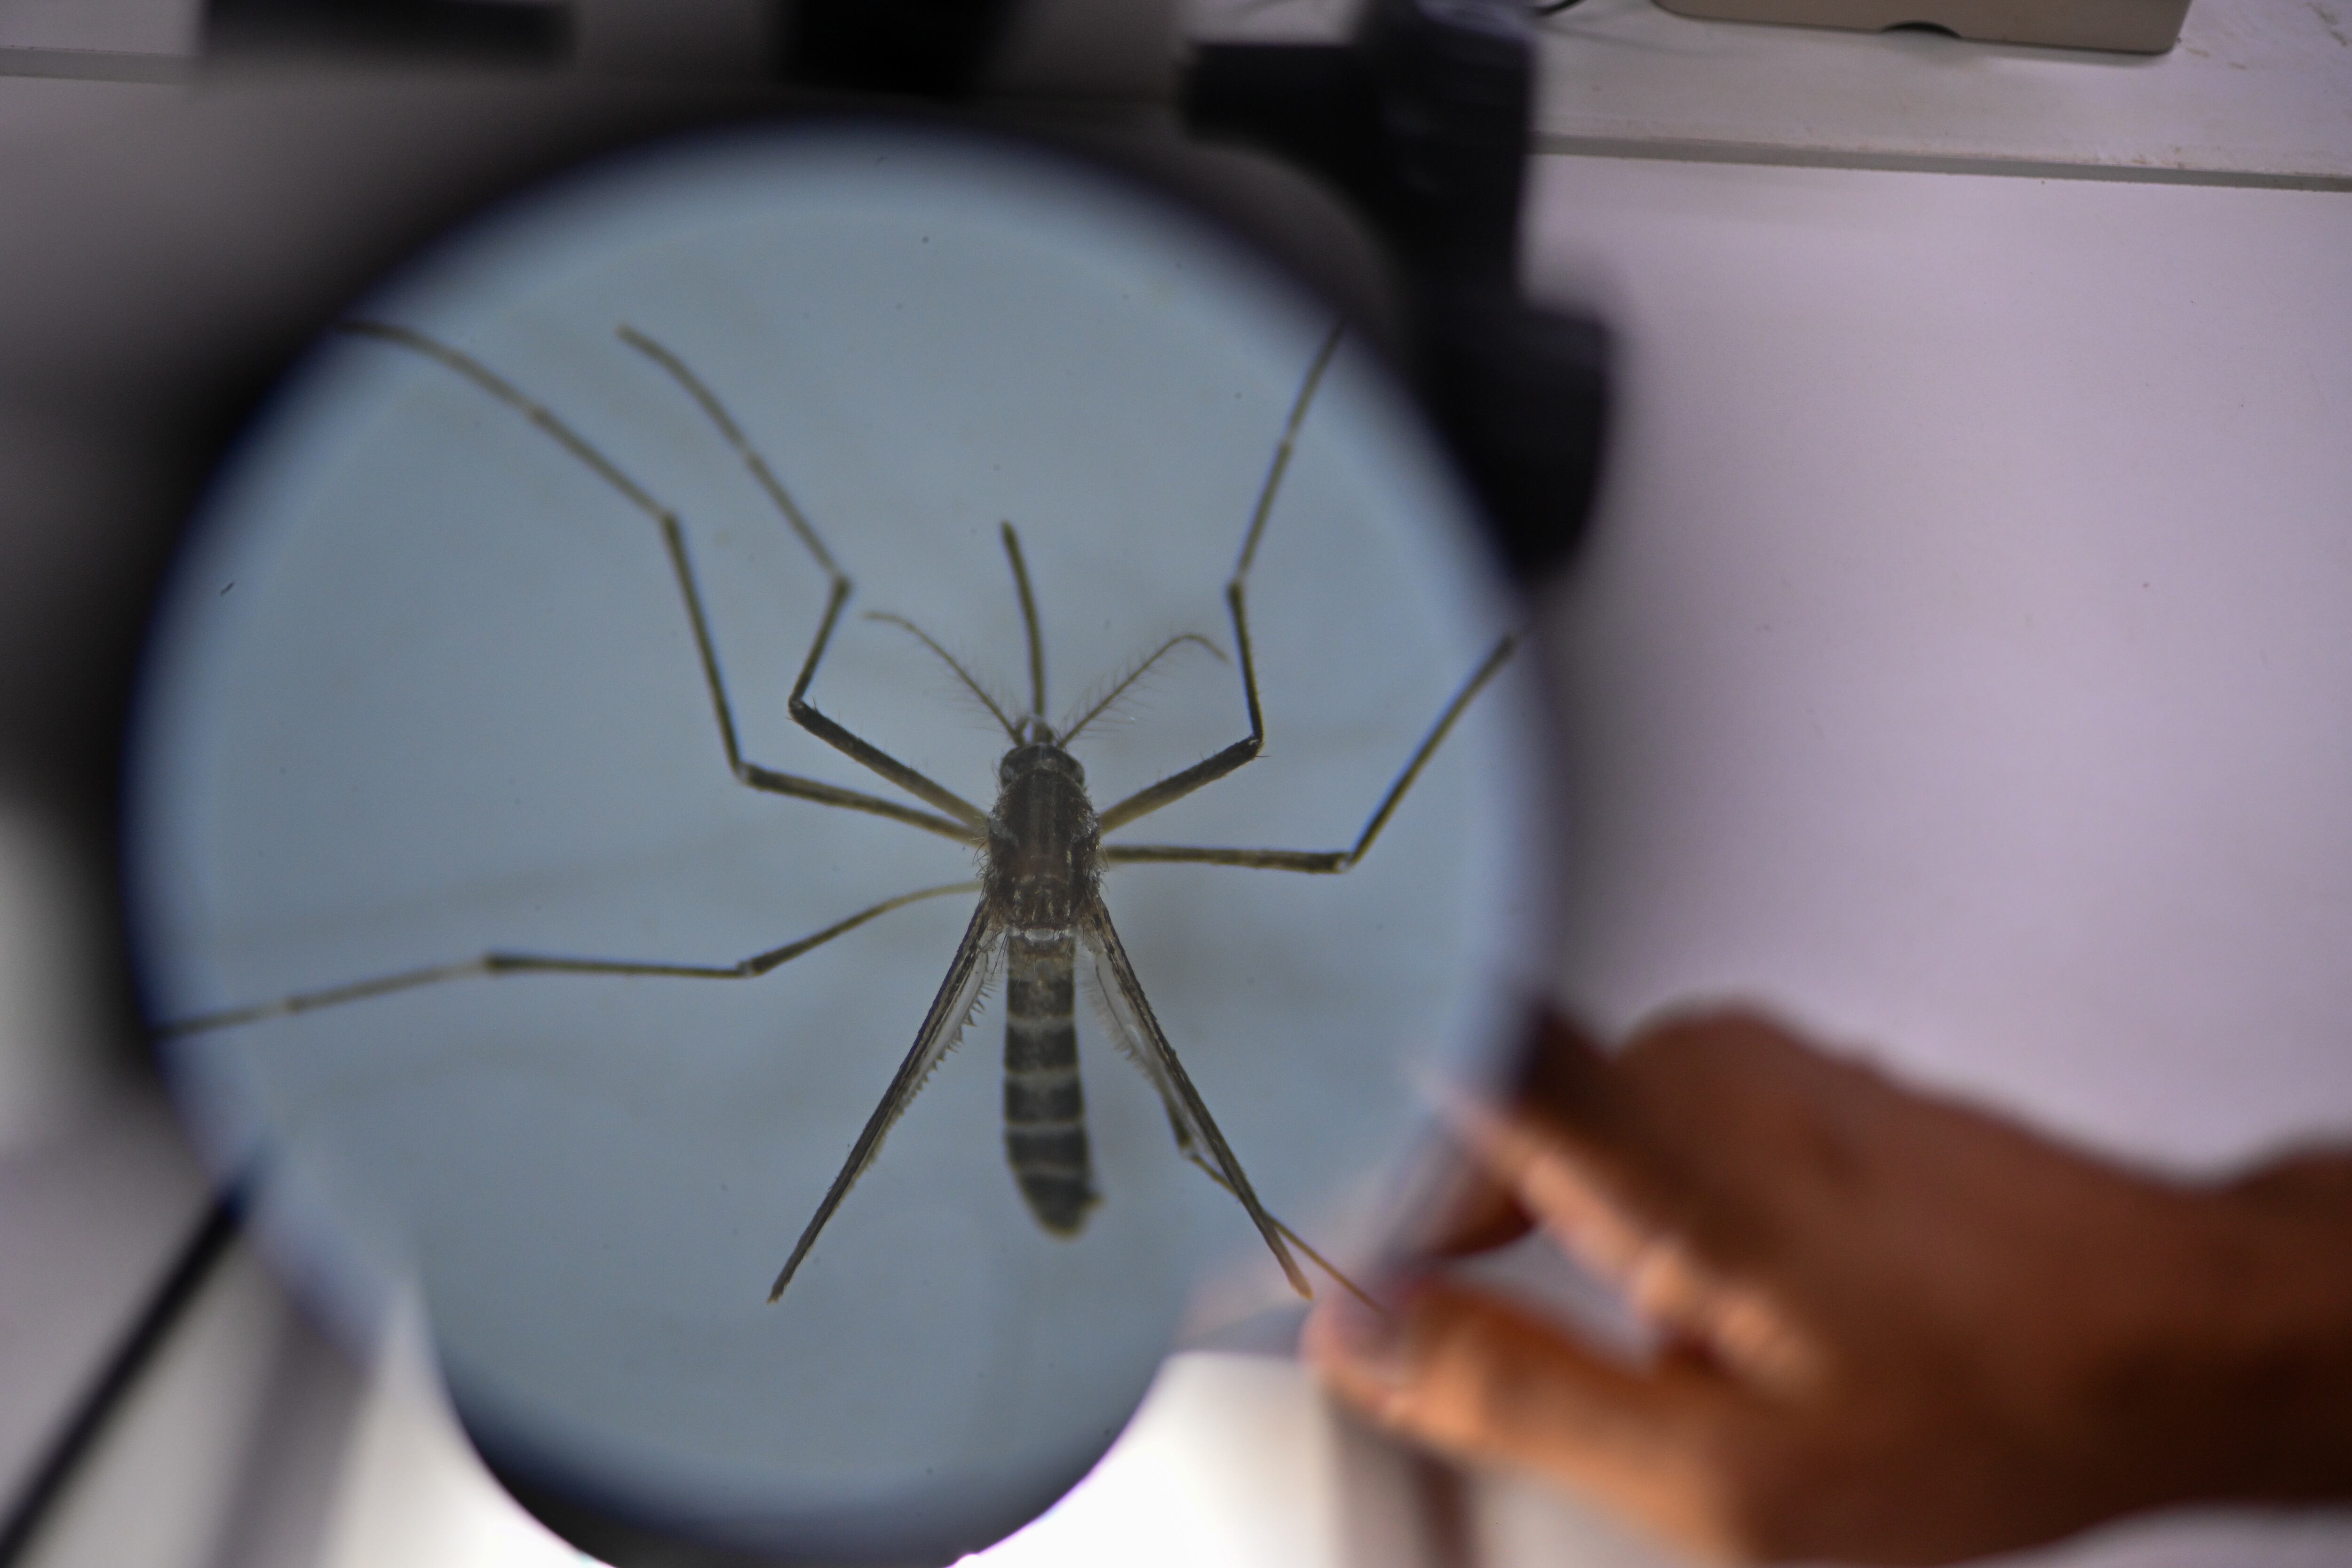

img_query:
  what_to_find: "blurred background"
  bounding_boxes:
[2,0,2349,1565]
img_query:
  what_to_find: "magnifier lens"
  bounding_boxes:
[127,122,1542,1563]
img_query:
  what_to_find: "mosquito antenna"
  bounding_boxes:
[865,612,1021,740]
[1000,522,1047,721]
[1061,634,1224,745]
[617,326,842,582]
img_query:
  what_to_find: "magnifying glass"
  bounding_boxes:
[124,118,1553,1564]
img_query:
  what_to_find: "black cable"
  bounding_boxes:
[0,1182,246,1568]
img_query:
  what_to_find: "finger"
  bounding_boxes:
[1430,1067,1661,1286]
[1428,1163,1536,1257]
[1500,1010,1689,1227]
[1380,1012,1594,1263]
[1384,1132,1536,1260]
[1304,1279,1748,1562]
[1499,1010,1818,1267]
[1436,1028,1824,1392]
[1506,1007,1626,1130]
[1605,1007,1882,1274]
[1389,1009,1639,1261]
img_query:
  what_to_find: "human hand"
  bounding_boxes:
[1303,1009,2352,1564]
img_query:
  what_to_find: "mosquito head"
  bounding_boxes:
[1000,739,1083,789]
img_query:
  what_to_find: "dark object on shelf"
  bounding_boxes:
[1652,0,2191,55]
[783,0,1025,96]
[206,0,572,63]
[1188,0,1612,582]
[1422,291,1610,587]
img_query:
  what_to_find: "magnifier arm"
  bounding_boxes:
[154,882,980,1038]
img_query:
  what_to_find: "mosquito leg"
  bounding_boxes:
[614,326,993,836]
[1231,323,1347,608]
[1179,1153,1383,1313]
[157,882,981,1038]
[1081,904,1310,1297]
[613,326,840,581]
[1104,632,1515,870]
[770,903,1003,1302]
[343,322,981,847]
[1096,325,1346,834]
[786,581,994,833]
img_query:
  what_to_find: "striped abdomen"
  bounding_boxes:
[1003,928,1096,1233]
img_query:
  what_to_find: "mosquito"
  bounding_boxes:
[161,318,1516,1305]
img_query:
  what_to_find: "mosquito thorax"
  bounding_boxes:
[985,738,1101,929]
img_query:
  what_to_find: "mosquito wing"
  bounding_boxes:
[1078,899,1310,1297]
[769,899,1004,1301]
